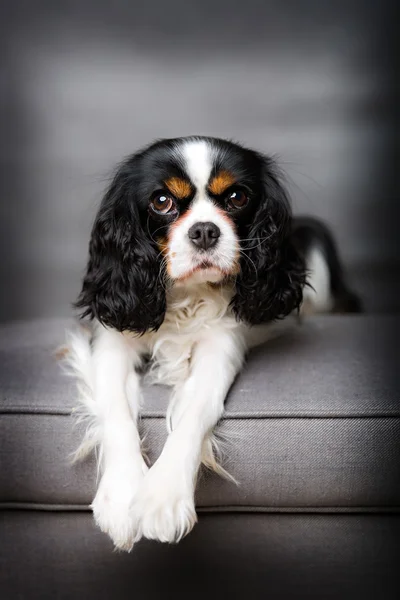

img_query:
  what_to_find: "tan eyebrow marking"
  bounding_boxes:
[208,171,236,195]
[164,177,192,200]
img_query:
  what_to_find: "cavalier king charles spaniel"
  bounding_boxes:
[64,136,361,551]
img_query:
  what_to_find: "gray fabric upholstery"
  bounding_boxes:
[1,511,399,600]
[1,315,399,599]
[1,315,399,416]
[1,316,399,510]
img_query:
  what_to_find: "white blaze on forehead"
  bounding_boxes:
[186,197,220,221]
[181,139,212,191]
[167,139,238,282]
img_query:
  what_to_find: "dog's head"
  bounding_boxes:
[75,136,306,333]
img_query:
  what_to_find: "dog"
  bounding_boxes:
[63,136,361,551]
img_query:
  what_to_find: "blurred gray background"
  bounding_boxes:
[0,1,398,323]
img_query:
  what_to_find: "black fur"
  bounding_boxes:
[231,155,306,324]
[291,216,363,313]
[75,158,167,334]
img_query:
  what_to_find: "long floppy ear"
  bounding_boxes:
[231,156,306,325]
[75,162,166,334]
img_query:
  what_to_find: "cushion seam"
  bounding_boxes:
[1,502,399,514]
[1,408,400,419]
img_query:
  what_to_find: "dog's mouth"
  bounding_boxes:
[196,259,214,270]
[174,262,225,284]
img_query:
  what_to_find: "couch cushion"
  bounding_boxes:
[0,316,399,511]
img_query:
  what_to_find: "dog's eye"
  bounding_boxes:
[151,193,175,214]
[227,190,248,210]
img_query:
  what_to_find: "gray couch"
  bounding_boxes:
[0,315,399,599]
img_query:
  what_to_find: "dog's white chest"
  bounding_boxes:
[146,285,235,387]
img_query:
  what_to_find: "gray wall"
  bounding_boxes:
[0,1,397,321]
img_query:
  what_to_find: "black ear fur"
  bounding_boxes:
[232,156,306,325]
[75,162,166,334]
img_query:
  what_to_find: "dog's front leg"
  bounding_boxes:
[134,327,245,543]
[89,326,148,551]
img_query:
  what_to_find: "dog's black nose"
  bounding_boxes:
[188,222,221,250]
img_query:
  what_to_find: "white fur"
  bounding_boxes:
[135,323,244,543]
[66,325,149,550]
[62,325,98,463]
[182,139,212,191]
[302,246,333,314]
[146,284,235,388]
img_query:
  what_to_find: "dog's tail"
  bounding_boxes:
[291,216,363,315]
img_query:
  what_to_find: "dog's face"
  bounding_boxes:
[76,136,306,333]
[144,138,263,285]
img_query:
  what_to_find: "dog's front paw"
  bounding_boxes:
[134,462,197,543]
[92,464,147,551]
